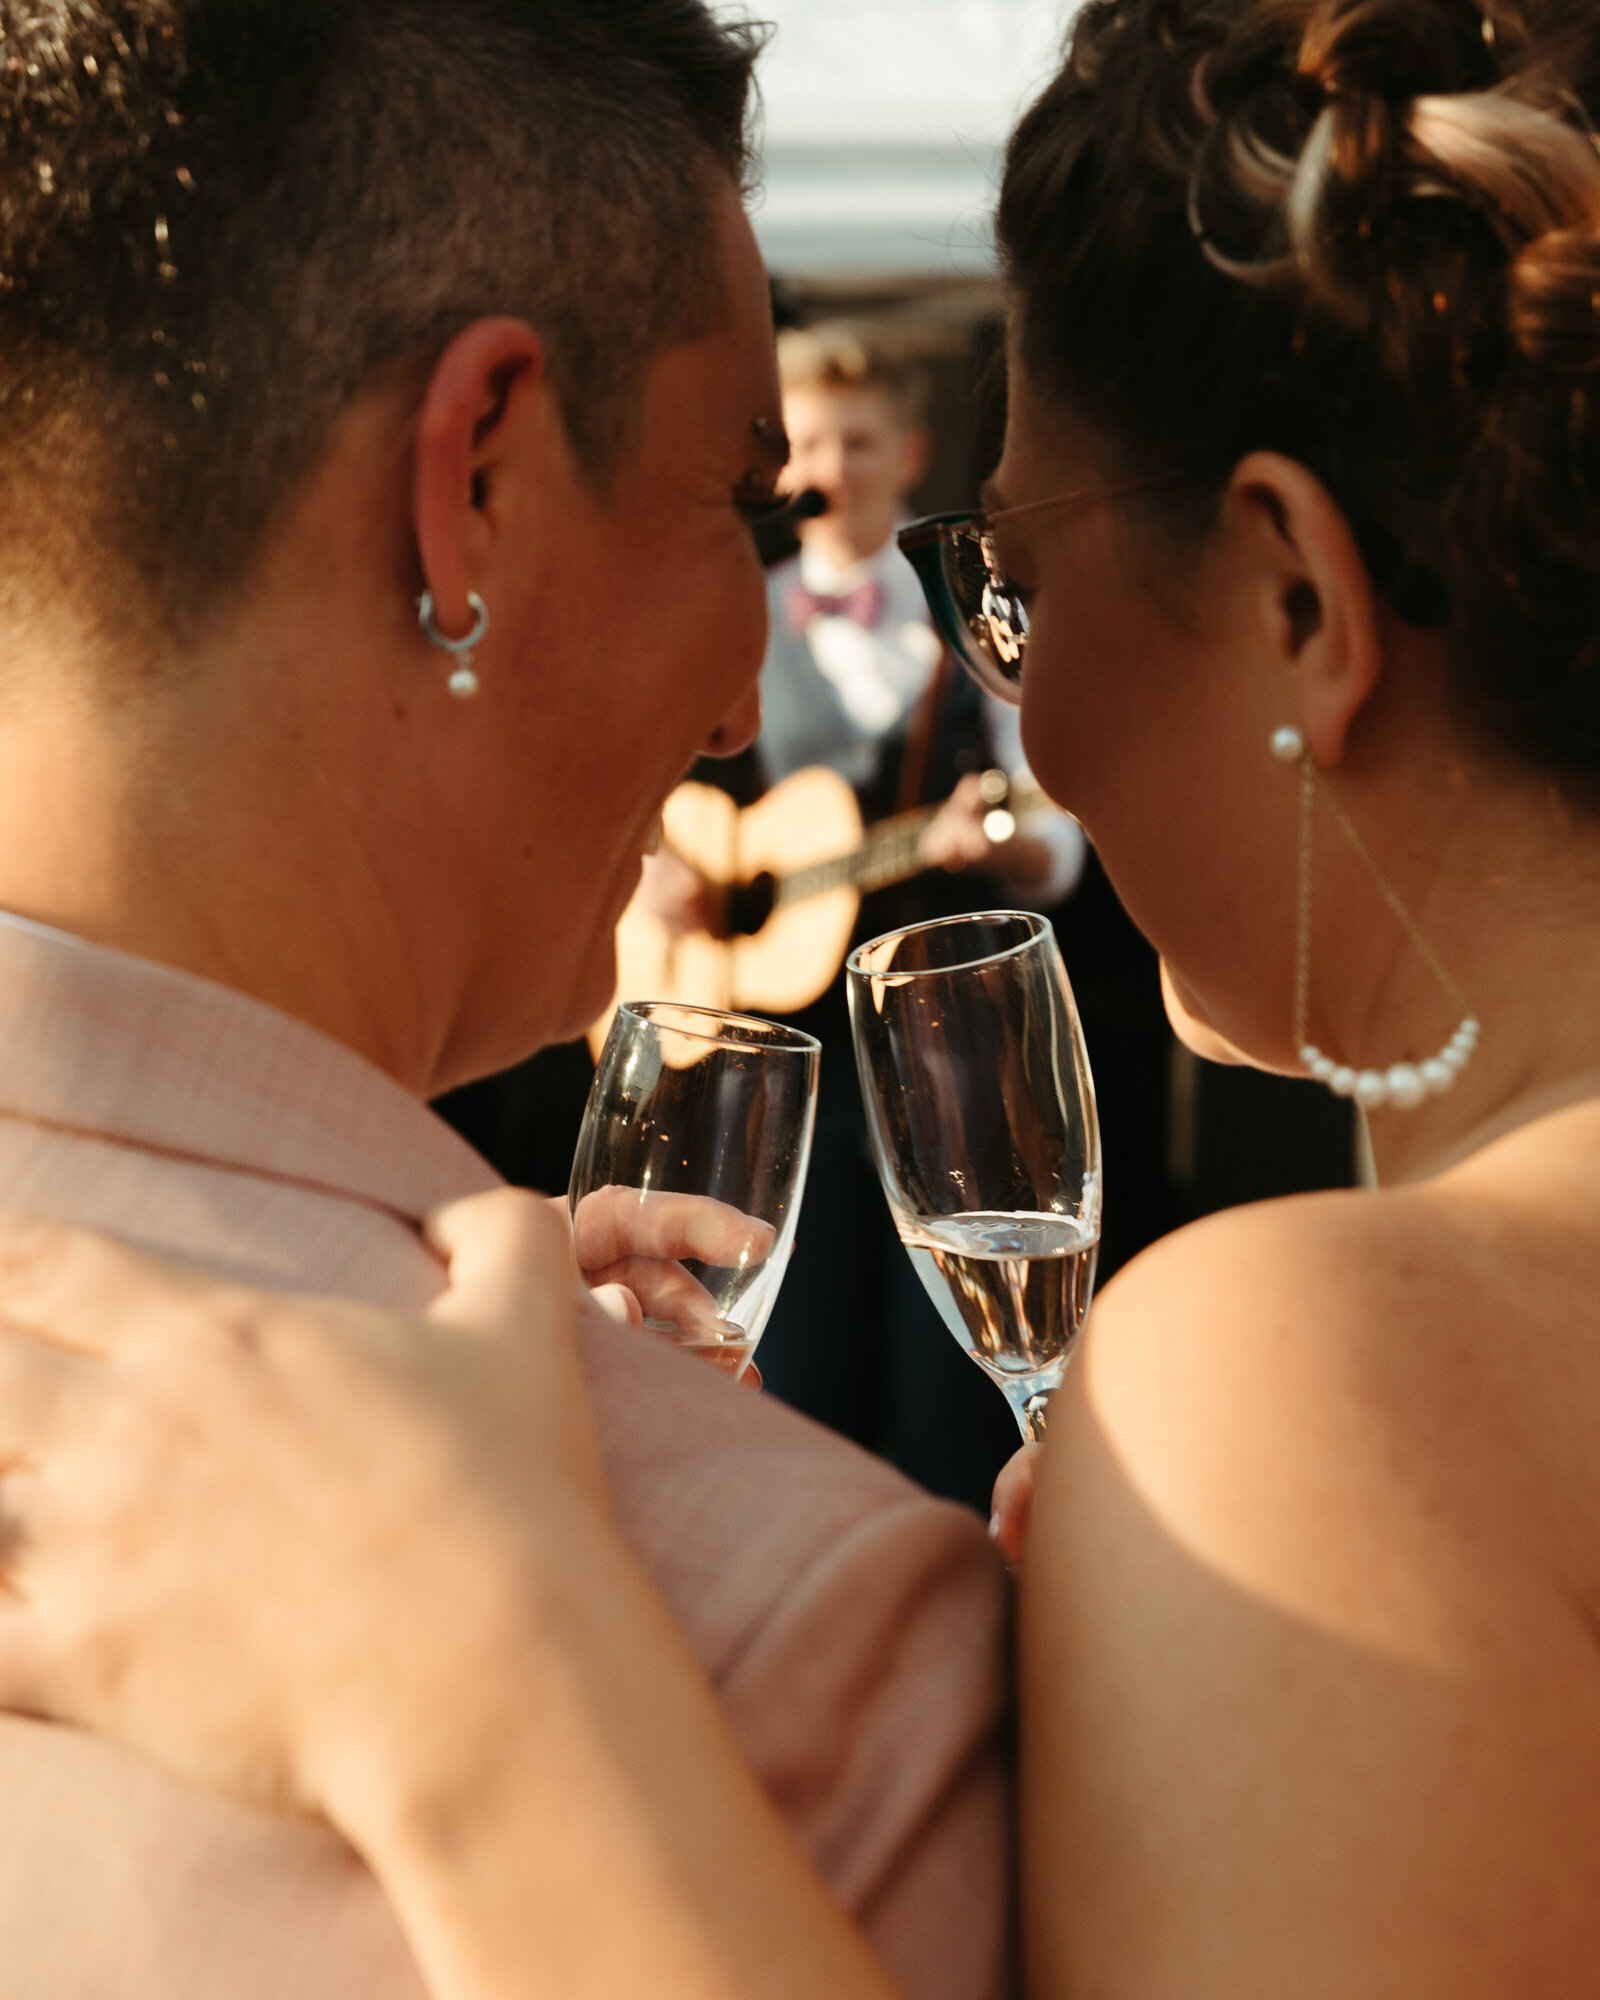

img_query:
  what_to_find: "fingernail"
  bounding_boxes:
[988,1511,1001,1539]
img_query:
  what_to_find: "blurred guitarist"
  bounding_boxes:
[643,324,1084,1511]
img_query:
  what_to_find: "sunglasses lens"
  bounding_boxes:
[900,521,1029,706]
[937,530,1027,704]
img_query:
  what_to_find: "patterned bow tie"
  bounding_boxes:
[786,578,885,634]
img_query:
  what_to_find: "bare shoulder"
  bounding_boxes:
[1080,1183,1460,1433]
[1039,1186,1495,1632]
[1057,1140,1600,1585]
[1089,1175,1460,1356]
[1020,1169,1600,1998]
[1044,1176,1600,1608]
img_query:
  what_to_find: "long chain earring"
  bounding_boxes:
[1271,725,1479,1111]
[418,590,490,700]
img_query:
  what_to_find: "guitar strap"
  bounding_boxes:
[894,647,954,815]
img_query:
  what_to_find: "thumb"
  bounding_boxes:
[989,1442,1042,1568]
[422,1190,576,1343]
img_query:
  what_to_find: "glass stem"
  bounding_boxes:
[1004,1385,1052,1446]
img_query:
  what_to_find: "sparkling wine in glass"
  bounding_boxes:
[569,1002,820,1379]
[847,911,1101,1443]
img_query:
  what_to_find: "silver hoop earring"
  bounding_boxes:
[1277,727,1479,1112]
[418,590,489,700]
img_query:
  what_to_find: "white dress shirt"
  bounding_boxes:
[792,535,1086,904]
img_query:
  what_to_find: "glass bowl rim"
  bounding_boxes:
[846,909,1055,982]
[615,999,821,1056]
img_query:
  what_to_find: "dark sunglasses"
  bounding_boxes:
[897,472,1184,705]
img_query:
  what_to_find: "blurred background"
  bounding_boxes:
[438,0,1356,1510]
[754,0,1054,552]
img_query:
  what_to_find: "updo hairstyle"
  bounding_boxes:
[998,0,1600,789]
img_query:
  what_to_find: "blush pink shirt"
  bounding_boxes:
[0,913,1012,2000]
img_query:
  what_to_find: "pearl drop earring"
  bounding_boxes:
[1276,726,1478,1112]
[418,590,490,700]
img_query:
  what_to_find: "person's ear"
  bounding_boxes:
[1226,451,1384,768]
[412,318,551,639]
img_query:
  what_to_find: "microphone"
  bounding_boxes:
[754,486,828,570]
[783,487,829,524]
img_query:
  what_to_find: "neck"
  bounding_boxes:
[1368,996,1600,1186]
[1315,765,1600,1186]
[0,666,465,1098]
[1396,1062,1600,1182]
[802,516,895,573]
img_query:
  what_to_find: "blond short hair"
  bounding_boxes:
[776,325,931,429]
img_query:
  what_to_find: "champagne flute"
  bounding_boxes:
[846,911,1100,1444]
[569,1001,820,1379]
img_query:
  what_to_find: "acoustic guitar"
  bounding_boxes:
[590,764,1049,1055]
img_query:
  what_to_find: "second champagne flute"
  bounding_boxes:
[847,910,1101,1444]
[569,1001,820,1379]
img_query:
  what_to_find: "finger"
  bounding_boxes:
[423,1188,578,1340]
[0,1214,224,1357]
[588,1283,645,1330]
[0,1462,87,1723]
[989,1443,1042,1568]
[740,1362,763,1391]
[572,1186,775,1272]
[584,1258,730,1342]
[0,1324,97,1458]
[0,1569,58,1719]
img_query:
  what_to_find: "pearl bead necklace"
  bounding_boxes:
[1271,727,1479,1116]
[1300,1018,1478,1111]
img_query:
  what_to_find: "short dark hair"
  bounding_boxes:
[0,0,765,640]
[998,0,1600,795]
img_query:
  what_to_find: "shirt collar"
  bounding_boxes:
[0,911,498,1223]
[797,527,905,596]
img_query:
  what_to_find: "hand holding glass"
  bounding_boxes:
[847,911,1100,1443]
[569,1002,820,1379]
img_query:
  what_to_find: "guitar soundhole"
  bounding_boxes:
[722,871,778,940]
